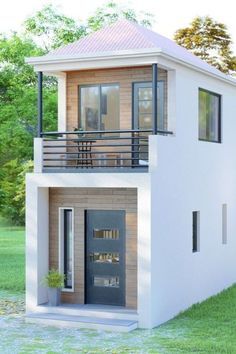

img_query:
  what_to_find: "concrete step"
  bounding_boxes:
[26,312,138,332]
[35,304,138,321]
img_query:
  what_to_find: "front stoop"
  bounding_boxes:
[25,313,138,332]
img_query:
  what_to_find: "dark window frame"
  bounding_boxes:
[63,208,73,289]
[78,83,120,131]
[198,88,222,144]
[192,211,200,253]
[132,80,166,131]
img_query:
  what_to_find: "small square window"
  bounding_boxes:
[199,88,221,143]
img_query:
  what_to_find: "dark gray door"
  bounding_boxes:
[85,210,125,306]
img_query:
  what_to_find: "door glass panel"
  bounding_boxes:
[134,82,165,131]
[138,87,152,100]
[138,100,152,114]
[90,252,119,263]
[93,276,120,288]
[101,85,119,131]
[93,229,119,239]
[80,86,99,131]
[139,115,152,129]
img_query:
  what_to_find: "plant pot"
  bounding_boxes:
[48,287,61,306]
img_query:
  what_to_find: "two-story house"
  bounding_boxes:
[25,19,236,331]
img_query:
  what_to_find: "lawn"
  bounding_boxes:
[0,221,236,353]
[0,217,25,292]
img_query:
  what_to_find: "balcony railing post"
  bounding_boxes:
[152,63,158,135]
[37,71,43,137]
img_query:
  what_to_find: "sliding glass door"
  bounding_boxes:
[79,84,120,132]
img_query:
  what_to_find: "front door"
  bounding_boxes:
[85,210,125,306]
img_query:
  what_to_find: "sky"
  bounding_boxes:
[1,0,236,50]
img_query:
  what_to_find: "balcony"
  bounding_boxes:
[34,129,172,173]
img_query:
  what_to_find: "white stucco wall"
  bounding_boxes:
[150,62,236,327]
[26,59,236,329]
[25,172,153,328]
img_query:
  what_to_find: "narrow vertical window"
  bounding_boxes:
[222,204,227,245]
[192,211,200,253]
[59,208,74,291]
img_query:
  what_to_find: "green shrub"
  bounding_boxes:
[41,269,65,288]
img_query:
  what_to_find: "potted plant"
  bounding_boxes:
[41,269,65,306]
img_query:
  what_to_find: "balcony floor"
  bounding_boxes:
[42,167,148,173]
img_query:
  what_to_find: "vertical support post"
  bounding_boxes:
[38,71,43,137]
[152,63,158,134]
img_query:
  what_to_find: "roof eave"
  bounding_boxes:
[25,48,236,86]
[160,51,236,86]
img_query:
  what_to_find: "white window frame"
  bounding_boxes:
[58,207,75,292]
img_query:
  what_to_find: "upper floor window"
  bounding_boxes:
[198,88,221,143]
[79,84,119,132]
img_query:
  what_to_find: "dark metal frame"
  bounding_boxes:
[132,80,165,131]
[41,128,173,171]
[192,211,199,253]
[38,72,43,137]
[198,88,222,144]
[63,208,73,289]
[152,63,158,134]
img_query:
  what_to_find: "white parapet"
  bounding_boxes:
[34,138,43,173]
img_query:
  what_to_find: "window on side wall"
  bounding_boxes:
[198,88,221,143]
[192,211,200,253]
[59,208,74,291]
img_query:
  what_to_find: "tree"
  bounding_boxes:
[0,34,57,165]
[87,1,154,32]
[24,2,154,51]
[24,4,87,52]
[0,2,154,224]
[174,16,236,74]
[0,160,33,225]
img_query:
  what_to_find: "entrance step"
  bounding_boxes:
[35,304,138,321]
[26,312,138,332]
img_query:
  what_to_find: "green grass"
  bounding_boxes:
[0,220,236,352]
[0,217,25,292]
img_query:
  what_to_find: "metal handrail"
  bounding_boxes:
[41,128,172,171]
[41,128,173,136]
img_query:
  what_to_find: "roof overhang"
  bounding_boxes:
[25,47,236,87]
[25,48,163,72]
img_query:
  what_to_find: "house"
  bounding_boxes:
[25,19,236,332]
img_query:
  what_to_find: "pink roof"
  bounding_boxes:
[43,20,224,77]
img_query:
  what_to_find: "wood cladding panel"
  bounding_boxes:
[49,187,137,309]
[66,66,168,131]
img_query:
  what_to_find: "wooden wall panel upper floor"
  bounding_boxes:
[66,66,168,131]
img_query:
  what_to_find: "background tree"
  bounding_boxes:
[174,16,236,74]
[24,4,87,52]
[87,1,153,32]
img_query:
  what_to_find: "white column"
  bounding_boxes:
[34,138,43,173]
[26,178,49,312]
[137,184,152,328]
[57,73,67,132]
